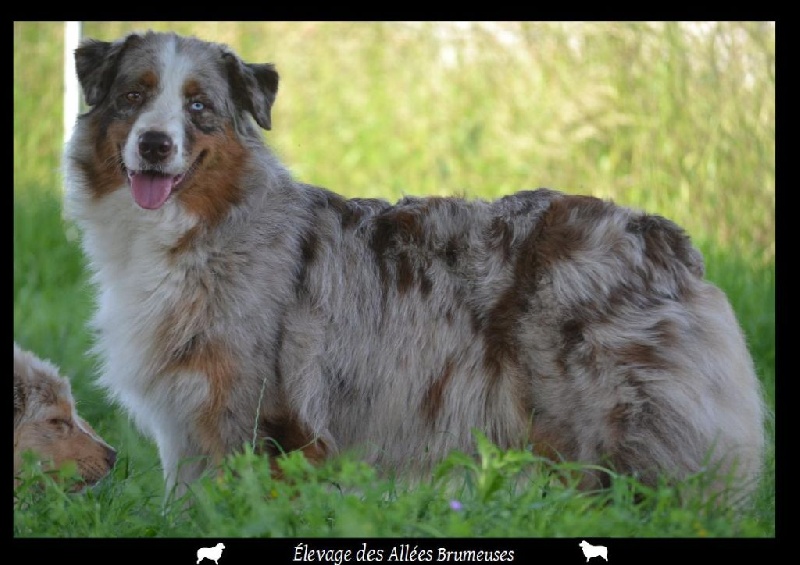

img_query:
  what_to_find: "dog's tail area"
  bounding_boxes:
[527,273,766,505]
[607,281,766,503]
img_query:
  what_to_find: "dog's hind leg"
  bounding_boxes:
[531,282,764,502]
[516,201,765,502]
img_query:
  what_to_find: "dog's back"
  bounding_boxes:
[14,343,116,488]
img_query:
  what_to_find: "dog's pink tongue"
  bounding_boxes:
[129,172,174,210]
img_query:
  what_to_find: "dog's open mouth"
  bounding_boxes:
[125,152,206,210]
[127,171,185,210]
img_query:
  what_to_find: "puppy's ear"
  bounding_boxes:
[75,33,141,107]
[223,50,279,130]
[13,374,26,428]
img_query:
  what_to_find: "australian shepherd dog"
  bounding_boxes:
[14,343,116,491]
[64,31,765,502]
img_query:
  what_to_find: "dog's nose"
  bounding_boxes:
[138,131,174,163]
[105,447,117,469]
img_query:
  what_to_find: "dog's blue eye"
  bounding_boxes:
[190,101,205,112]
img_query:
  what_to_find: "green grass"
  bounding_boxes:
[13,21,774,537]
[13,433,773,537]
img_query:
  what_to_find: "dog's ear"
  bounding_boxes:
[13,373,26,428]
[75,34,141,107]
[223,50,279,131]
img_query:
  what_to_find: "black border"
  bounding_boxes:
[8,538,782,562]
[12,18,781,560]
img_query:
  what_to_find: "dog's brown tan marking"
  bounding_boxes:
[168,225,203,257]
[418,264,433,297]
[396,251,416,294]
[370,208,426,293]
[556,318,591,376]
[155,282,209,358]
[183,78,203,98]
[155,285,224,466]
[75,117,129,200]
[294,225,322,301]
[528,418,573,462]
[176,126,245,226]
[422,357,455,426]
[628,214,705,280]
[313,190,370,230]
[615,342,670,372]
[481,194,600,383]
[258,412,328,478]
[535,195,613,267]
[164,336,237,461]
[481,216,547,382]
[484,189,558,260]
[139,69,158,89]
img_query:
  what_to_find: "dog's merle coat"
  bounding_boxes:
[64,31,765,500]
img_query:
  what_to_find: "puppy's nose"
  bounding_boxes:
[138,131,174,163]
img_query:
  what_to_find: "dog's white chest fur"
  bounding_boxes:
[77,189,209,438]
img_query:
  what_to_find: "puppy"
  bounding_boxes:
[14,343,117,490]
[64,31,764,502]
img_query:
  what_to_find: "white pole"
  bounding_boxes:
[63,21,81,145]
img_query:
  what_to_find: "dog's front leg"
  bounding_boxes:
[155,427,207,504]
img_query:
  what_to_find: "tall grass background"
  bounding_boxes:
[13,21,775,537]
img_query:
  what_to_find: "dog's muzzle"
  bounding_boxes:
[127,130,186,210]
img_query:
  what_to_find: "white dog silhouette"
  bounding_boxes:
[197,543,226,564]
[578,540,608,562]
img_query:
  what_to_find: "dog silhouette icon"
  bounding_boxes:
[197,543,225,564]
[578,540,608,561]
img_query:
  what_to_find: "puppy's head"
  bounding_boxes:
[14,343,117,489]
[66,31,279,221]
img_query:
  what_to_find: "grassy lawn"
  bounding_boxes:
[13,21,774,538]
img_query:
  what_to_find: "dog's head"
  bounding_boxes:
[67,31,278,221]
[14,343,117,489]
